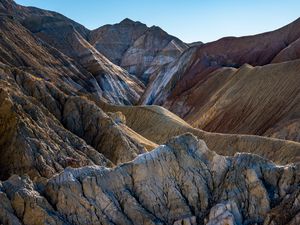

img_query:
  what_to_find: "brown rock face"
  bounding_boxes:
[120,26,188,82]
[0,134,299,225]
[142,18,300,142]
[184,61,300,142]
[0,69,112,180]
[0,8,148,179]
[0,13,143,106]
[0,64,149,180]
[90,19,188,83]
[101,104,300,164]
[272,38,300,63]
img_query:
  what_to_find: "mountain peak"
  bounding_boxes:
[119,18,136,25]
[118,18,147,28]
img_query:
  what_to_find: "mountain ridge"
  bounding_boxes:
[141,16,300,142]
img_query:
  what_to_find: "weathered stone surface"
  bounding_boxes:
[0,3,150,180]
[22,13,144,105]
[184,61,300,142]
[0,134,299,225]
[272,37,300,63]
[0,64,152,179]
[0,185,22,225]
[1,0,144,105]
[1,175,66,225]
[120,26,188,83]
[0,68,113,180]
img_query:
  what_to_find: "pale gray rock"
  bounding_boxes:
[1,175,66,225]
[1,133,298,225]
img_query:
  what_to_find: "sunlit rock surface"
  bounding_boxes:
[0,134,299,225]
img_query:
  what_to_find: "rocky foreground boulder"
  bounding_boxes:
[0,133,299,225]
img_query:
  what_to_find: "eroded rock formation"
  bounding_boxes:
[0,1,299,224]
[101,103,300,164]
[1,0,144,105]
[0,134,299,225]
[0,8,148,179]
[141,18,300,142]
[0,65,148,180]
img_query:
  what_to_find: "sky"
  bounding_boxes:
[15,0,300,43]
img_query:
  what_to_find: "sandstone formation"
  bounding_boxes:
[0,68,112,180]
[0,134,299,225]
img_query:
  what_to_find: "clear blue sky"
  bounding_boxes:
[15,0,300,43]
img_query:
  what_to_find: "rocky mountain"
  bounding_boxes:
[0,0,299,224]
[141,18,300,142]
[89,18,188,83]
[0,2,151,180]
[88,18,148,65]
[1,0,144,105]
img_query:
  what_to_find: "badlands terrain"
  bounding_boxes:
[0,0,299,224]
